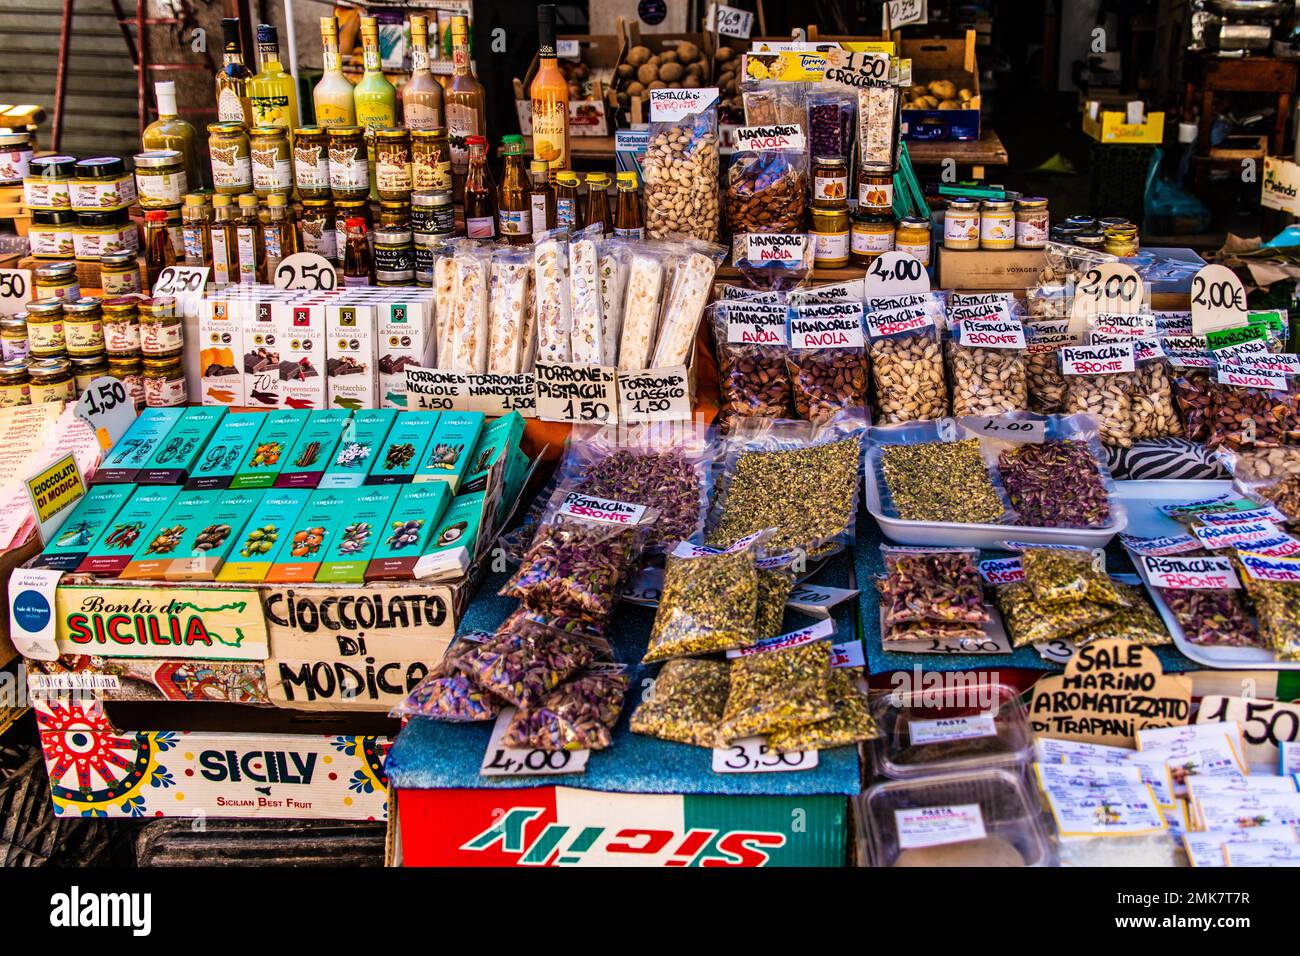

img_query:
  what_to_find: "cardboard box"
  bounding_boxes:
[326,302,379,411]
[1083,104,1165,144]
[936,247,1047,290]
[199,296,245,406]
[275,301,327,410]
[242,299,283,408]
[900,32,981,142]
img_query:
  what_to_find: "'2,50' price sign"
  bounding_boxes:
[0,268,32,318]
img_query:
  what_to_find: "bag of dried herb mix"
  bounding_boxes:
[717,623,835,743]
[993,580,1117,648]
[630,657,730,748]
[706,412,866,559]
[1019,546,1132,608]
[767,668,879,753]
[453,615,614,711]
[502,664,630,752]
[643,542,761,663]
[878,545,989,627]
[390,632,504,722]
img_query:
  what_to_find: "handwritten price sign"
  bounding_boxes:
[274,253,338,291]
[0,268,33,318]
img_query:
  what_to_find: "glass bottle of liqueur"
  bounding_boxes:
[143,81,203,190]
[342,217,374,286]
[144,210,176,288]
[209,194,236,285]
[554,171,580,232]
[314,16,355,127]
[497,135,530,244]
[354,16,397,198]
[464,136,496,239]
[614,171,644,239]
[530,4,569,175]
[215,17,253,127]
[583,172,612,234]
[445,15,486,200]
[234,192,265,285]
[262,194,297,277]
[404,14,444,130]
[181,193,211,266]
[249,24,298,134]
[529,160,555,239]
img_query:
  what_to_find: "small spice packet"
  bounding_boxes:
[391,632,504,722]
[630,657,729,749]
[767,668,879,753]
[1081,583,1170,646]
[501,664,629,752]
[1020,546,1131,607]
[994,580,1116,648]
[717,622,835,744]
[643,544,760,663]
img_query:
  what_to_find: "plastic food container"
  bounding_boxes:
[869,683,1034,779]
[858,767,1055,867]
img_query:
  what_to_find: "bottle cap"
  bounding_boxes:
[238,193,258,208]
[345,216,367,231]
[145,209,168,222]
[617,171,638,186]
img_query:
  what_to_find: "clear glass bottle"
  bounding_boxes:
[343,216,374,286]
[584,172,611,234]
[234,192,265,284]
[464,136,496,239]
[181,193,211,266]
[313,16,356,128]
[530,4,569,174]
[248,24,299,133]
[445,14,486,199]
[614,171,643,239]
[529,160,555,239]
[143,81,202,191]
[262,193,297,276]
[404,14,444,130]
[497,135,530,244]
[215,17,253,127]
[209,193,236,285]
[144,209,175,288]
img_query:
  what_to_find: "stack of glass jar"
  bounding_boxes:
[1049,215,1140,256]
[942,196,1051,252]
[25,155,142,268]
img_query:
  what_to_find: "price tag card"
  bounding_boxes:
[895,804,987,849]
[151,265,209,317]
[404,365,468,412]
[863,251,931,296]
[724,302,788,344]
[978,556,1024,584]
[1070,263,1144,330]
[463,372,537,417]
[743,232,808,264]
[711,737,818,774]
[618,365,691,422]
[1141,554,1240,590]
[558,491,647,525]
[535,362,618,423]
[1119,532,1201,556]
[648,87,720,122]
[1191,264,1249,336]
[0,268,33,318]
[1216,366,1289,391]
[556,39,581,59]
[480,708,590,777]
[789,302,865,349]
[958,317,1026,349]
[706,2,755,38]
[24,453,84,545]
[822,49,893,91]
[273,252,338,291]
[73,375,138,452]
[1035,639,1077,664]
[787,583,859,617]
[1197,695,1300,768]
[959,415,1045,442]
[886,632,1013,655]
[1060,341,1136,375]
[864,294,936,338]
[733,123,805,152]
[885,0,929,29]
[1089,312,1156,338]
[1192,519,1286,550]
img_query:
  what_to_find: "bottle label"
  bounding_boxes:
[375,243,415,272]
[556,198,576,229]
[218,88,247,125]
[364,47,381,72]
[302,219,337,260]
[211,153,252,191]
[447,104,479,171]
[323,49,340,72]
[376,157,412,194]
[530,195,550,236]
[252,156,292,192]
[499,207,531,236]
[236,226,258,283]
[314,101,354,128]
[142,321,183,357]
[413,158,452,190]
[851,225,894,254]
[136,170,187,207]
[265,229,283,265]
[531,98,567,169]
[895,239,931,266]
[104,318,140,353]
[404,102,441,131]
[411,45,429,72]
[211,231,230,285]
[344,275,369,288]
[614,226,644,240]
[815,230,851,261]
[294,144,330,188]
[250,94,291,128]
[466,215,495,239]
[144,372,187,407]
[859,180,894,209]
[814,172,849,203]
[328,145,369,190]
[183,224,205,264]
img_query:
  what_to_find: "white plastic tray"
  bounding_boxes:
[1115,479,1300,671]
[865,468,1127,549]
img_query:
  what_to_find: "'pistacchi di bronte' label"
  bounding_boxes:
[558,492,647,525]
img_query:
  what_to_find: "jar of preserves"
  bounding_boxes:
[138,297,183,358]
[376,269,415,287]
[378,200,410,228]
[1098,216,1130,230]
[300,199,338,261]
[943,198,980,250]
[979,200,1015,250]
[249,127,292,198]
[328,127,369,200]
[811,206,851,268]
[411,189,454,239]
[23,155,75,210]
[375,128,413,200]
[292,127,331,198]
[1,315,27,362]
[0,359,30,407]
[1015,197,1050,249]
[71,353,108,395]
[62,297,105,357]
[850,213,895,264]
[411,128,452,191]
[99,251,141,297]
[28,210,77,259]
[27,356,75,404]
[74,209,137,261]
[33,261,80,302]
[102,297,141,355]
[812,156,850,208]
[1076,230,1107,250]
[894,216,933,267]
[108,354,145,411]
[0,131,33,186]
[1104,223,1140,257]
[26,300,66,358]
[143,355,187,407]
[414,234,436,276]
[134,149,188,208]
[1051,223,1083,243]
[333,199,370,253]
[208,122,252,195]
[857,162,895,215]
[70,157,135,212]
[373,227,415,274]
[1066,216,1096,230]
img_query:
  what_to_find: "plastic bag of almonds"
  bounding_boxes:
[725,125,807,235]
[712,298,792,430]
[1173,370,1215,443]
[946,321,1029,418]
[866,293,948,424]
[1204,378,1300,449]
[786,299,869,424]
[644,91,720,243]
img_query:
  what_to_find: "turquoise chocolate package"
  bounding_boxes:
[364,482,452,580]
[34,485,134,570]
[135,406,228,485]
[277,409,352,488]
[412,411,483,491]
[316,485,400,583]
[77,485,183,576]
[366,410,440,485]
[231,409,310,490]
[217,488,311,583]
[165,488,265,581]
[93,408,185,484]
[320,408,398,489]
[186,412,266,490]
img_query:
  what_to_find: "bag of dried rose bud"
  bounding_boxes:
[786,298,870,425]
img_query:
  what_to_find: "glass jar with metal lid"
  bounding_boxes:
[70,156,136,211]
[25,300,66,359]
[373,228,415,274]
[138,297,183,358]
[375,128,413,200]
[292,127,331,199]
[328,127,369,201]
[299,199,338,262]
[208,122,252,195]
[62,297,105,357]
[1098,216,1131,229]
[33,261,80,302]
[143,355,187,407]
[74,209,137,260]
[849,212,894,265]
[100,251,141,297]
[411,189,454,238]
[134,149,189,208]
[1,315,27,362]
[1065,215,1096,231]
[1076,230,1107,250]
[943,198,981,250]
[71,353,108,396]
[28,356,75,404]
[1014,197,1050,249]
[23,155,76,210]
[895,216,933,267]
[857,162,895,215]
[333,199,371,252]
[811,206,851,268]
[1051,223,1083,243]
[414,235,436,276]
[0,359,30,407]
[249,127,292,198]
[411,129,452,191]
[108,354,145,411]
[28,210,77,259]
[979,199,1015,250]
[1103,223,1140,257]
[812,156,850,209]
[376,269,415,287]
[378,200,410,228]
[0,131,34,185]
[102,296,141,355]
